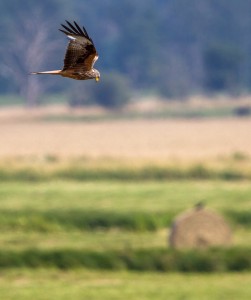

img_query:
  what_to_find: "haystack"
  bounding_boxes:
[169,204,231,249]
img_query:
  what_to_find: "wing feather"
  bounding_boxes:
[61,24,75,35]
[73,21,85,36]
[66,20,79,33]
[59,21,98,72]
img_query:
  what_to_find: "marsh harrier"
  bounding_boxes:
[31,21,100,81]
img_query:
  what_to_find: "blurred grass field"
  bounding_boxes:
[1,269,251,300]
[0,180,250,273]
[0,111,251,298]
[0,175,250,298]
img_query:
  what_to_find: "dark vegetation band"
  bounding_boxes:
[0,209,250,231]
[0,247,250,272]
[0,164,249,182]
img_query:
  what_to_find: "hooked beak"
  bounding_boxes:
[95,76,100,82]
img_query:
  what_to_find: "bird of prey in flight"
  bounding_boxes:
[31,20,100,82]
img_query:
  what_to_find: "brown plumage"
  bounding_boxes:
[30,21,100,81]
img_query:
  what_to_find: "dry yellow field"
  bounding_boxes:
[0,116,250,161]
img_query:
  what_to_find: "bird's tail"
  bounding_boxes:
[30,70,62,75]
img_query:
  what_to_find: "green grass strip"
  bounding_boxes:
[0,164,249,182]
[0,247,250,272]
[0,209,250,232]
[0,210,173,232]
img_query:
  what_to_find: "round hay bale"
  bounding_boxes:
[169,204,232,249]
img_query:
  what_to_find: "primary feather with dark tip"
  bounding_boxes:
[30,21,100,81]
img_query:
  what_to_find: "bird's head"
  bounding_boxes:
[93,69,100,82]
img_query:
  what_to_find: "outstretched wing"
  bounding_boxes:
[59,21,98,72]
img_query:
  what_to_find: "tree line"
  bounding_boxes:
[1,0,251,107]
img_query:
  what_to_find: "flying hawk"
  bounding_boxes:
[31,21,100,81]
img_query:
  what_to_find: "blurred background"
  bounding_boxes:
[0,1,251,299]
[2,0,251,107]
